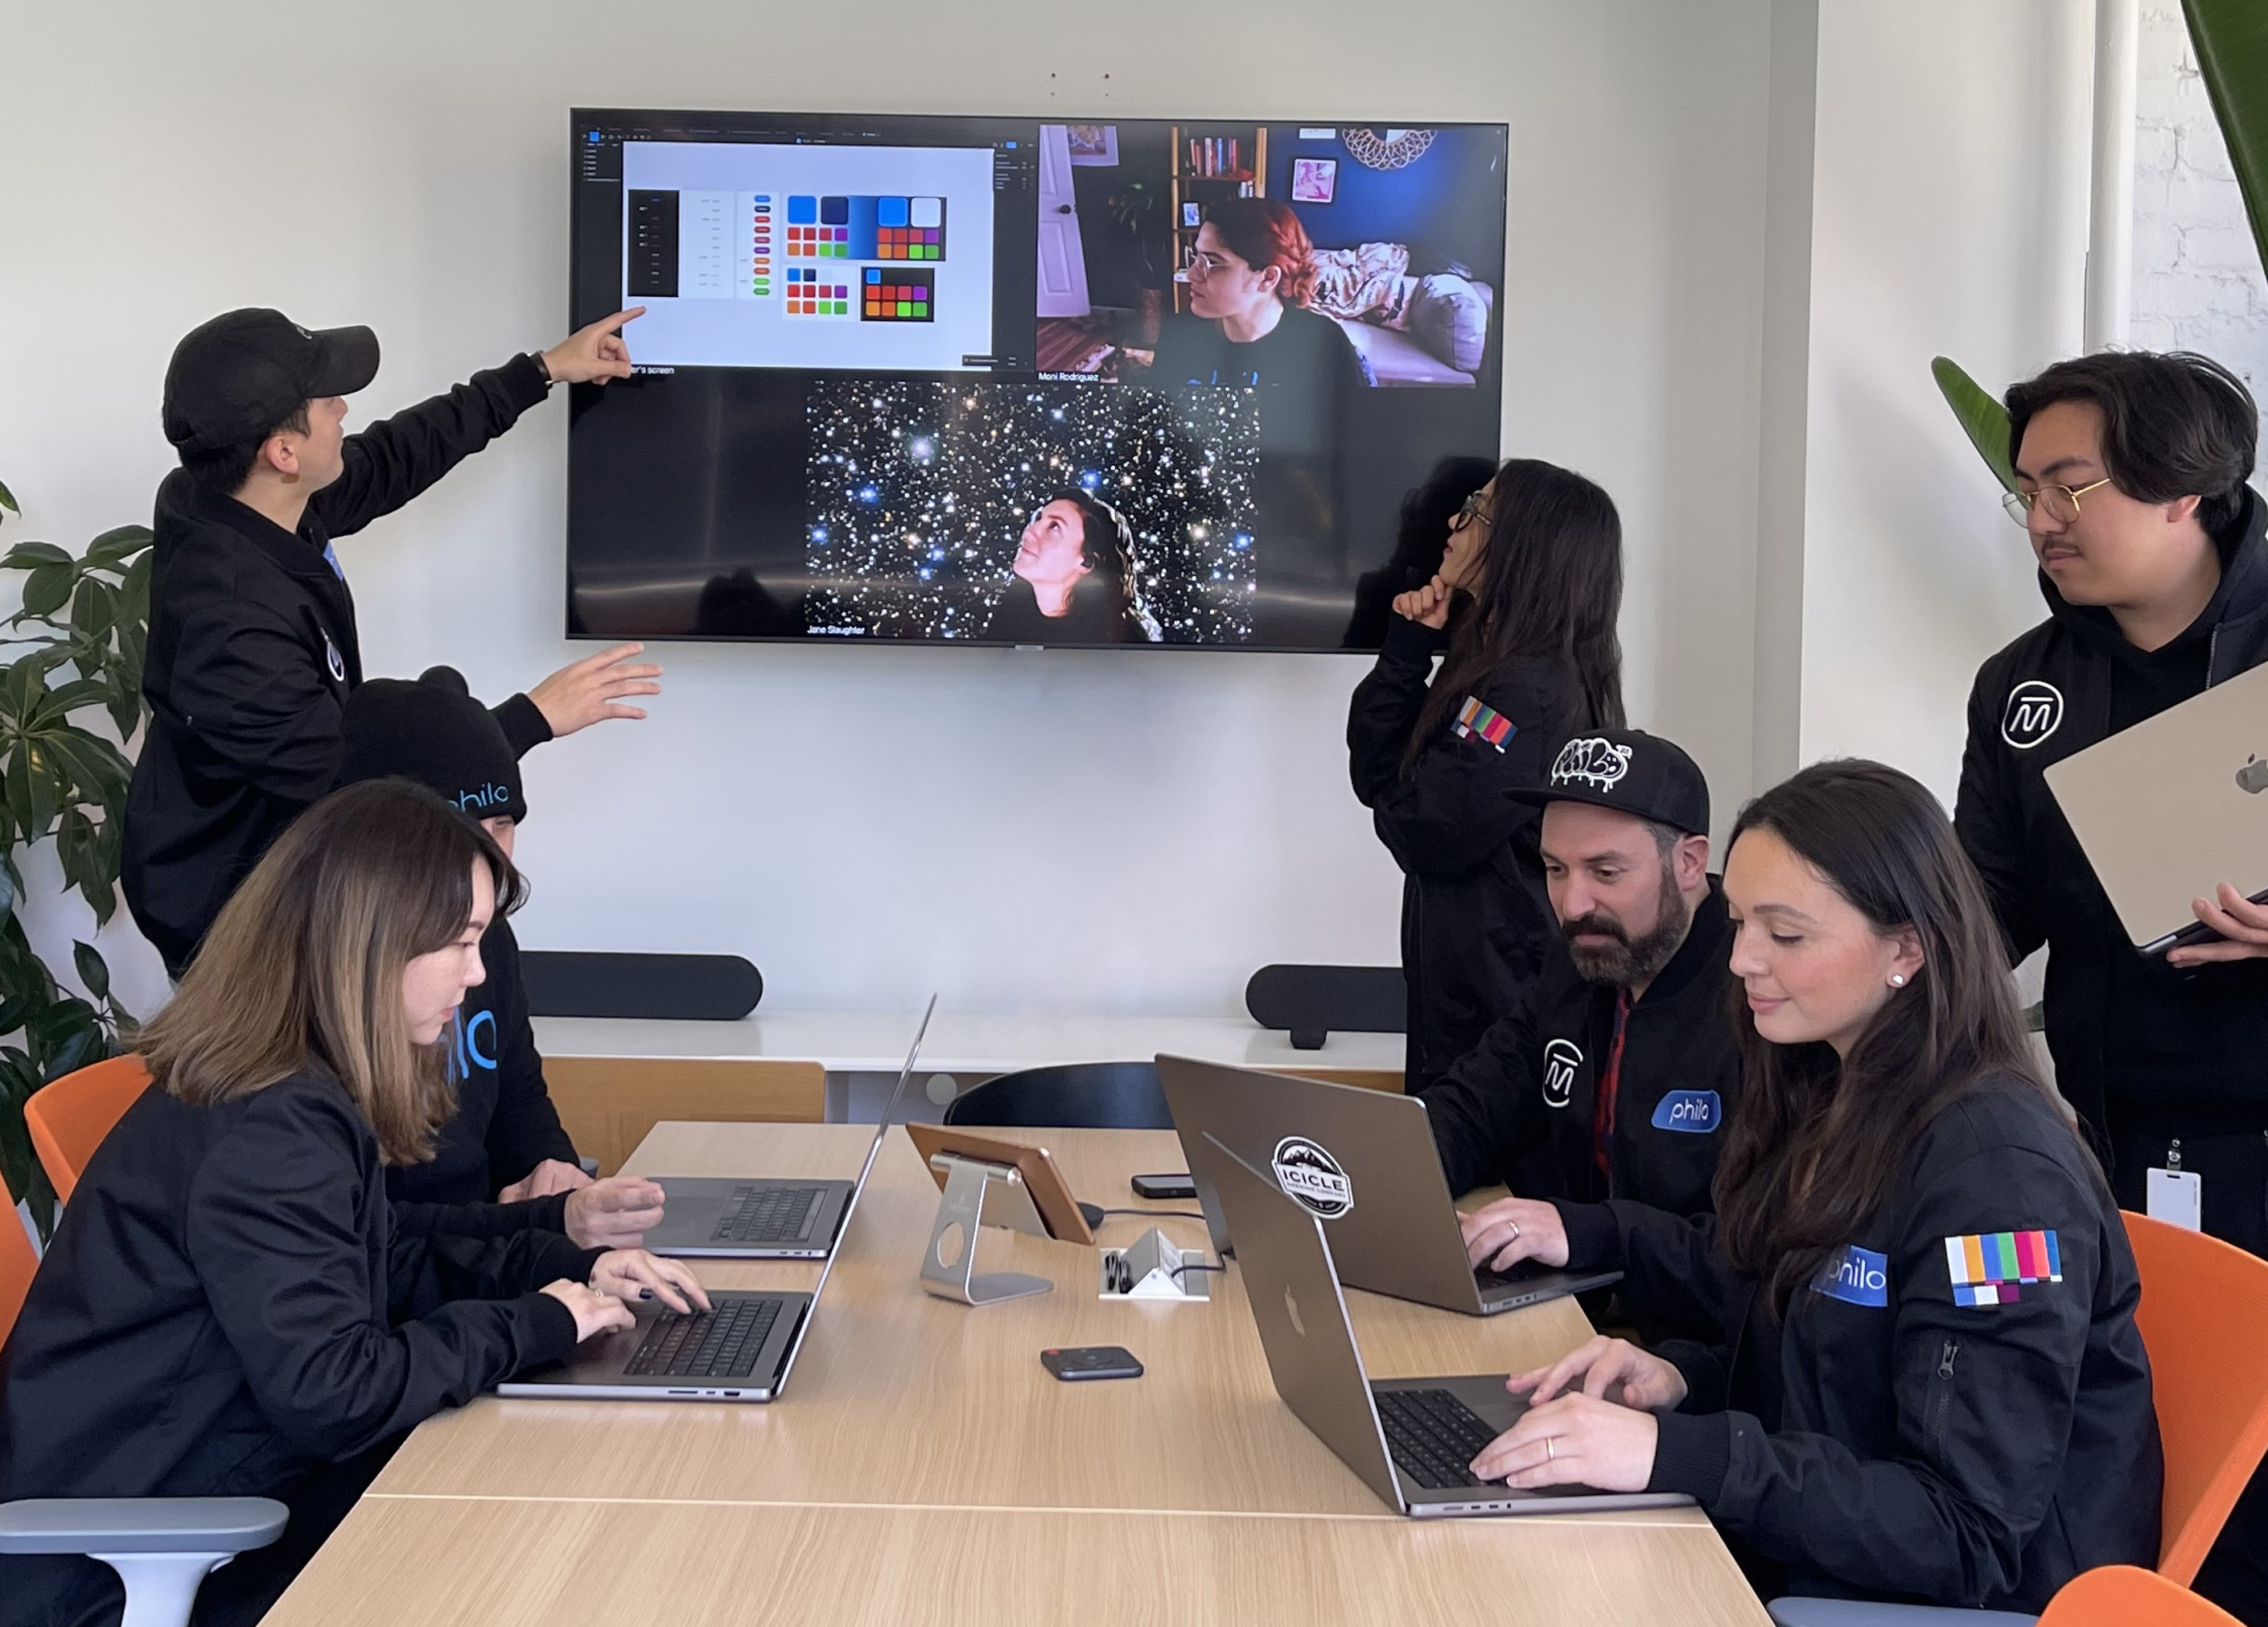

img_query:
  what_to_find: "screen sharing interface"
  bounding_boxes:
[569,110,1508,650]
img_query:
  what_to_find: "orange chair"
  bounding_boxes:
[24,1054,151,1203]
[1,1195,36,1345]
[2037,1565,2240,1626]
[2124,1209,2268,1584]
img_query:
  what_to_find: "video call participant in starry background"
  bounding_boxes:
[1471,760,2159,1615]
[126,305,663,978]
[1953,349,2268,1621]
[1347,459,1624,1094]
[1145,199,1366,645]
[0,781,704,1627]
[982,489,1161,644]
[1426,729,1742,1345]
[336,667,665,1248]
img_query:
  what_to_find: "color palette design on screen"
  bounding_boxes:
[788,195,948,262]
[862,267,934,322]
[751,194,773,299]
[787,266,853,317]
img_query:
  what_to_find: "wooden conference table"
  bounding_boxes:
[265,1123,1767,1626]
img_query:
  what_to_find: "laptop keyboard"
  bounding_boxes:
[1375,1388,1506,1489]
[624,1297,784,1378]
[710,1184,825,1245]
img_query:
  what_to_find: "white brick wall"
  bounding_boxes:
[2132,2,2268,408]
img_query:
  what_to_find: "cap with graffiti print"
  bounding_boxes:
[1516,727,1710,837]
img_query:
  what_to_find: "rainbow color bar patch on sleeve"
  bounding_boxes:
[1452,696,1515,752]
[1944,1230,2061,1306]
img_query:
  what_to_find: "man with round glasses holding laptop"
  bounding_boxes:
[1953,348,2268,1621]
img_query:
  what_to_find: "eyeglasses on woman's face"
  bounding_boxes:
[2002,476,2114,528]
[1454,491,1494,530]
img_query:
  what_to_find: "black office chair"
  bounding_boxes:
[942,1061,1171,1130]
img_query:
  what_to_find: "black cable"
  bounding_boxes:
[1089,1206,1208,1222]
[1169,1262,1228,1280]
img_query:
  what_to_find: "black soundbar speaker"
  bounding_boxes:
[1244,965,1405,1051]
[520,952,762,1021]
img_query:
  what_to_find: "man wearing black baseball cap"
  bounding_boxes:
[337,666,667,1247]
[124,304,662,976]
[1418,727,1744,1342]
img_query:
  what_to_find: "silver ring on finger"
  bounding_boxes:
[1508,1222,1521,1242]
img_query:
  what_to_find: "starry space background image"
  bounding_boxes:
[804,379,1260,642]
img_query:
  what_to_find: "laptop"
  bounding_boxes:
[496,996,934,1403]
[1156,1056,1619,1316]
[641,1002,935,1257]
[1205,1132,1692,1518]
[2043,660,2268,954]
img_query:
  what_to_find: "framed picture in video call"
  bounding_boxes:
[566,109,1508,652]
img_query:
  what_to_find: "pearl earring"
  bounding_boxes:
[1889,974,1907,987]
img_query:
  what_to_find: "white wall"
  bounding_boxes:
[0,0,1779,1021]
[2131,0,2268,416]
[1789,1,2095,803]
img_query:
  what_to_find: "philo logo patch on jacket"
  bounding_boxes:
[1945,1229,2060,1306]
[1272,1137,1354,1219]
[1813,1244,1889,1308]
[1551,735,1632,793]
[1541,1038,1583,1108]
[2000,681,2064,749]
[1453,695,1515,752]
[1650,1089,1722,1134]
[448,1007,497,1083]
[455,782,513,814]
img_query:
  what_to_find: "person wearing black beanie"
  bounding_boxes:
[339,667,655,1238]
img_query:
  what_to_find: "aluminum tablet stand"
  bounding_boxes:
[919,1152,1055,1306]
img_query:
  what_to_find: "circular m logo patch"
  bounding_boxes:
[1271,1136,1353,1220]
[1541,1038,1583,1109]
[2000,680,2064,750]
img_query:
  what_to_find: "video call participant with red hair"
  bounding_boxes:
[1148,197,1367,402]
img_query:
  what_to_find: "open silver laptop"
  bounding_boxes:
[1206,1133,1691,1518]
[2043,660,2268,954]
[497,997,933,1403]
[642,1002,935,1257]
[1157,1056,1619,1316]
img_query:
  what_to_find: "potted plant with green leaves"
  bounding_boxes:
[1105,179,1174,346]
[0,476,152,1239]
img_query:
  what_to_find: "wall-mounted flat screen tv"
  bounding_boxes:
[569,109,1507,650]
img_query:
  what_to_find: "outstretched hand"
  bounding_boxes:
[541,307,643,385]
[1391,575,1455,630]
[529,642,661,738]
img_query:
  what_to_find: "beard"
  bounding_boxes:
[1561,867,1693,987]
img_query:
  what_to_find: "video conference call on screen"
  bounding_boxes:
[570,109,1509,652]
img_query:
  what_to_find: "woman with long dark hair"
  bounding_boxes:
[1347,458,1624,1090]
[1463,761,2160,1613]
[983,488,1160,645]
[0,780,706,1627]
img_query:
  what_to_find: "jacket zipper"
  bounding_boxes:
[1927,1339,1961,1458]
[2208,626,2223,686]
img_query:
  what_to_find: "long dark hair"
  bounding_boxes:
[1405,458,1625,773]
[142,778,524,1166]
[1712,760,2057,1313]
[1043,487,1157,638]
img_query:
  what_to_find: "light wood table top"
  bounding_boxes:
[373,1123,1664,1519]
[267,1494,1764,1627]
[296,1122,1765,1627]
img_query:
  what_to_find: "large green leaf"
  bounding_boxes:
[1932,356,2019,494]
[2186,0,2268,282]
[0,480,16,515]
[82,525,151,570]
[19,563,73,621]
[71,941,109,1004]
[0,542,67,571]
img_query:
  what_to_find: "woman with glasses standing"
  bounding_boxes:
[1348,459,1626,1092]
[1953,349,2268,1623]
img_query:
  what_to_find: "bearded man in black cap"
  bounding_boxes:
[1422,727,1744,1341]
[123,305,662,977]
